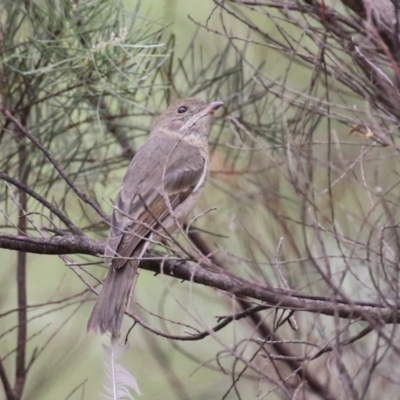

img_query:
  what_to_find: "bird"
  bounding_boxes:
[87,98,223,338]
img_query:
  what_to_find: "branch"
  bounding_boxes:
[146,259,400,323]
[0,105,109,222]
[0,233,103,256]
[188,231,335,400]
[15,128,28,398]
[0,171,80,235]
[1,232,399,324]
[0,357,15,400]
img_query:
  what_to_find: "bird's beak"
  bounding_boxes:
[205,101,224,114]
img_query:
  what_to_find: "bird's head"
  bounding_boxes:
[152,98,223,138]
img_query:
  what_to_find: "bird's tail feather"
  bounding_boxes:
[87,261,138,337]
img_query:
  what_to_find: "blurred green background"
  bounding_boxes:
[2,0,399,399]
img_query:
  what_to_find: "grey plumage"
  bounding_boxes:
[87,98,223,337]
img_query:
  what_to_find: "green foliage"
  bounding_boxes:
[3,0,400,399]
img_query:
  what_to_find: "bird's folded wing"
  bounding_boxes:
[105,137,206,268]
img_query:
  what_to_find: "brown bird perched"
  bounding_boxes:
[87,98,223,338]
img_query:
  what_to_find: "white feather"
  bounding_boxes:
[102,343,141,400]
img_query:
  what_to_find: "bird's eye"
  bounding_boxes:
[177,106,187,114]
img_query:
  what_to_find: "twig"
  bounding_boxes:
[0,105,109,222]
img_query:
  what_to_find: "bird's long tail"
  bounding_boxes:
[87,261,138,337]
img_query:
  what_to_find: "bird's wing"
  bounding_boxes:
[105,135,206,268]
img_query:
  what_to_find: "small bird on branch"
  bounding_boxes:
[87,98,223,339]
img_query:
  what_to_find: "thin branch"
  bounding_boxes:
[0,358,15,400]
[0,105,109,222]
[14,125,28,398]
[0,171,81,235]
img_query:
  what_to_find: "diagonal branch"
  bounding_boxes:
[0,171,81,235]
[0,105,109,222]
[0,232,399,324]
